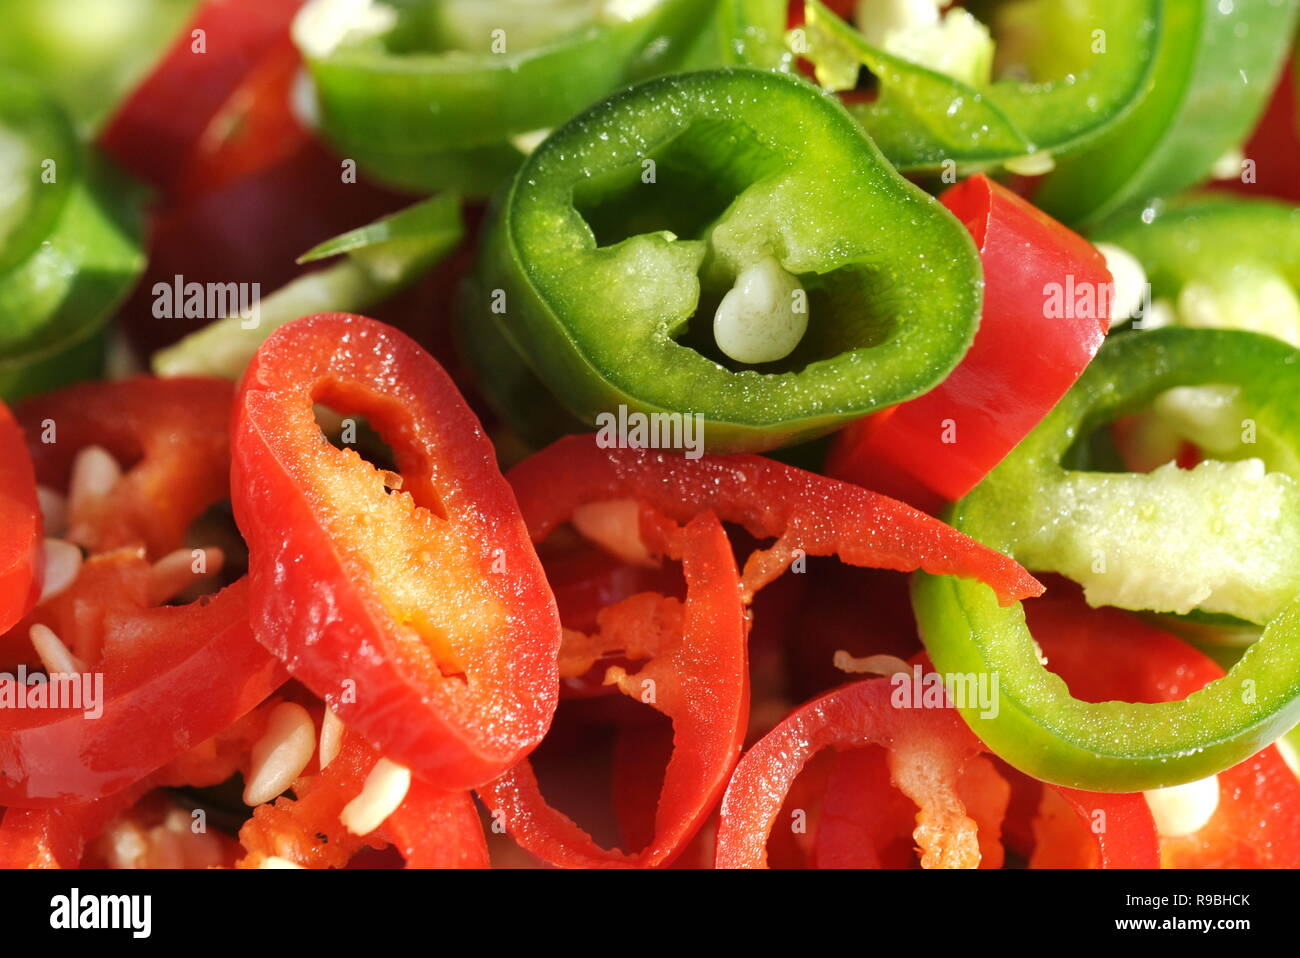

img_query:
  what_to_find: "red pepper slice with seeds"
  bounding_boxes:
[0,551,285,807]
[232,313,561,790]
[2,377,283,806]
[481,510,747,868]
[0,399,43,635]
[238,731,488,869]
[17,376,235,559]
[509,435,1042,606]
[715,675,1161,869]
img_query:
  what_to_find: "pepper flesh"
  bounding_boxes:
[509,435,1042,606]
[0,399,42,635]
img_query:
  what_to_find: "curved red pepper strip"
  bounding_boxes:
[0,563,285,807]
[716,678,985,868]
[827,174,1108,509]
[509,435,1041,605]
[18,377,235,559]
[715,676,1161,868]
[3,376,285,807]
[0,400,42,635]
[481,511,748,867]
[233,313,561,790]
[381,780,489,869]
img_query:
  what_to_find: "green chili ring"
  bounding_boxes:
[465,67,982,452]
[913,328,1300,792]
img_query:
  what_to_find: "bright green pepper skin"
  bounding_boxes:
[455,273,587,449]
[913,328,1300,792]
[675,0,791,72]
[1091,194,1300,302]
[463,67,982,453]
[0,70,79,275]
[799,0,1159,172]
[302,0,779,195]
[0,75,145,401]
[0,0,198,132]
[1035,0,1300,227]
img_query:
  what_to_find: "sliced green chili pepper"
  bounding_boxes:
[797,0,1158,173]
[154,193,463,379]
[674,0,791,72]
[0,0,198,132]
[0,71,145,401]
[1092,194,1300,345]
[912,328,1300,792]
[1035,0,1300,227]
[461,67,982,452]
[0,69,79,274]
[296,0,776,195]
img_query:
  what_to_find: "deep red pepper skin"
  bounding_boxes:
[481,511,748,867]
[233,313,561,791]
[0,569,285,807]
[381,778,489,869]
[98,0,305,199]
[0,776,154,868]
[827,175,1109,509]
[0,400,42,636]
[18,376,235,559]
[714,676,1160,869]
[510,435,1042,606]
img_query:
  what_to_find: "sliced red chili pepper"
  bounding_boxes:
[17,377,234,559]
[98,0,305,200]
[481,511,747,868]
[827,174,1109,510]
[2,376,283,806]
[811,746,931,869]
[715,674,1161,868]
[0,774,154,869]
[232,313,561,790]
[509,435,1042,606]
[716,677,988,868]
[0,399,42,636]
[0,552,285,807]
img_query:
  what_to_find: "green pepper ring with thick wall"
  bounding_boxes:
[464,67,983,453]
[913,327,1300,793]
